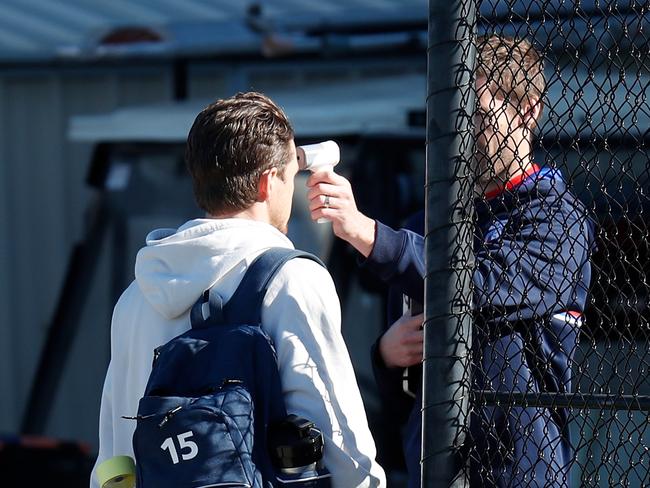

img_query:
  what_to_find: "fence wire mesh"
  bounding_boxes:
[427,1,650,487]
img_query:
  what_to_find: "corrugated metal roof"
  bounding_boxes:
[0,0,428,62]
[1,1,644,63]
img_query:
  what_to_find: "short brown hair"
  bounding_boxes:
[476,35,546,115]
[185,92,294,214]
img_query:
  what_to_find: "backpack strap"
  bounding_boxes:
[189,287,225,329]
[225,248,324,325]
[190,247,324,329]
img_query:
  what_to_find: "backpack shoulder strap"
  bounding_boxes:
[224,247,324,325]
[190,247,323,329]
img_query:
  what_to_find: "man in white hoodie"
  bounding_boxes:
[91,92,385,488]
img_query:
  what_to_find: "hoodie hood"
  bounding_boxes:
[135,218,293,319]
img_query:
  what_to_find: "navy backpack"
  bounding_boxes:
[131,248,323,488]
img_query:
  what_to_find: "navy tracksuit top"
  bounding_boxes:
[365,165,595,487]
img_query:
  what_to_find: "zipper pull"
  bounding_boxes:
[221,379,244,388]
[158,405,183,428]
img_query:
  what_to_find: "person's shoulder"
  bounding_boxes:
[527,166,570,199]
[512,167,571,209]
[277,255,330,281]
[269,254,333,296]
[109,281,147,344]
[113,281,143,316]
[533,167,587,211]
[261,254,339,322]
[514,168,591,236]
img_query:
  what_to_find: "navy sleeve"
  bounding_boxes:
[369,339,415,423]
[360,191,593,322]
[367,217,423,423]
[359,220,425,303]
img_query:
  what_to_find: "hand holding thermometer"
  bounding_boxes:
[297,140,340,223]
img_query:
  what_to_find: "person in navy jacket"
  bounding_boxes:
[306,35,595,487]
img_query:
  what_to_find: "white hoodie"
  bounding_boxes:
[90,218,385,488]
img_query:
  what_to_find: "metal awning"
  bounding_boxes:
[0,0,428,63]
[68,74,427,143]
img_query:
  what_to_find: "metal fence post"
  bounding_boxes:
[422,0,476,486]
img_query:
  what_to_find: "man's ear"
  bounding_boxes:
[257,167,278,202]
[520,97,543,131]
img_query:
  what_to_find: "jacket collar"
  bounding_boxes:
[484,163,541,200]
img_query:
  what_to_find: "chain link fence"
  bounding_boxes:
[424,1,649,487]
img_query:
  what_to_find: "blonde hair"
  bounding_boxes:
[476,35,546,116]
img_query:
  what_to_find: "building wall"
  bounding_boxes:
[0,66,174,443]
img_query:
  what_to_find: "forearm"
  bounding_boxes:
[336,212,376,258]
[359,221,425,302]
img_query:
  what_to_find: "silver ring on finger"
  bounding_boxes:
[324,195,331,208]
